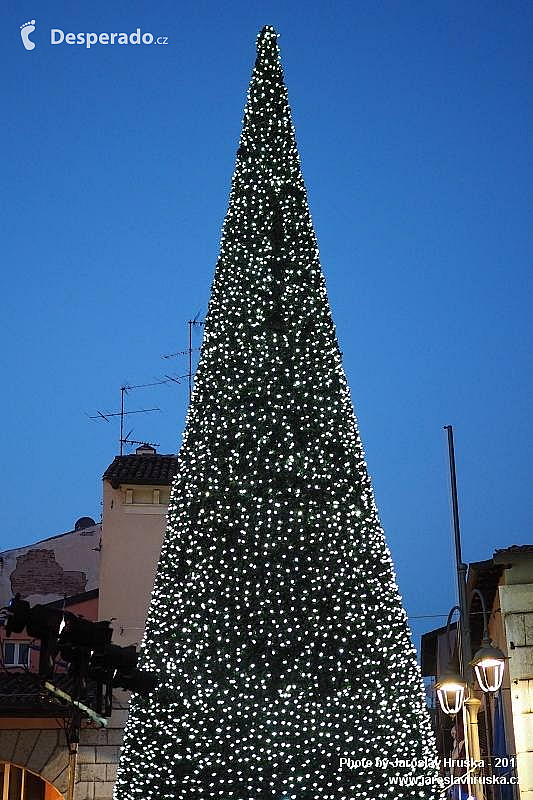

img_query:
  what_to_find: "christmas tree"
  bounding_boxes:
[114,26,440,800]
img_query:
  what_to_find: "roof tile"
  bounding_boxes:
[102,454,178,489]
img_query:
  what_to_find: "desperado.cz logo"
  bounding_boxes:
[20,19,168,50]
[51,28,168,47]
[20,20,168,50]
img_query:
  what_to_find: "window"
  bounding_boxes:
[3,641,31,667]
[0,763,61,800]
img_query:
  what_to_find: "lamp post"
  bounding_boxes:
[436,426,506,800]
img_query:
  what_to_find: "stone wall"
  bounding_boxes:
[0,727,70,795]
[74,708,126,800]
[0,705,126,800]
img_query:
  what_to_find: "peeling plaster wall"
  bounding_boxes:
[0,524,101,609]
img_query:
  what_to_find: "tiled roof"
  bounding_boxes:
[0,672,86,717]
[102,454,178,488]
[493,544,533,559]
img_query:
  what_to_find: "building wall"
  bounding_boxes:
[486,590,518,780]
[85,476,171,798]
[499,577,533,800]
[0,523,101,610]
[73,707,128,800]
[0,468,171,800]
[0,713,125,800]
[1,479,170,800]
[0,719,71,797]
[0,551,107,800]
[98,481,168,647]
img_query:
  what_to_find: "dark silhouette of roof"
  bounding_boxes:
[45,588,99,609]
[494,544,533,559]
[102,453,178,488]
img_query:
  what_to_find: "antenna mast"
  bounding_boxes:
[188,313,204,402]
[90,311,204,453]
[162,312,204,403]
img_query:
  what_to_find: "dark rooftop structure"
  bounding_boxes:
[494,543,533,560]
[102,446,178,489]
[0,672,90,717]
[44,588,99,610]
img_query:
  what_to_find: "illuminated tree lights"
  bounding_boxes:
[114,25,439,800]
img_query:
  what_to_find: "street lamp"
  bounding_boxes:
[436,428,506,717]
[435,426,507,800]
[435,670,466,716]
[472,645,506,694]
[470,589,506,694]
[434,607,466,716]
[435,596,506,717]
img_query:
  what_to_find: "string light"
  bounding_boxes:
[114,25,440,800]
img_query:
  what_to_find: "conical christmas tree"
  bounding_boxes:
[114,26,440,800]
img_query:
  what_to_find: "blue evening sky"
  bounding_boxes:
[2,0,532,644]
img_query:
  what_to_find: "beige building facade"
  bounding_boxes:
[71,445,178,799]
[492,547,533,800]
[72,445,177,799]
[99,444,176,648]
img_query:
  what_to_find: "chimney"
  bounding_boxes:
[135,444,156,456]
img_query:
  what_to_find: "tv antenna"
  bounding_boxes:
[88,385,162,455]
[90,312,204,454]
[162,312,204,402]
[120,430,160,451]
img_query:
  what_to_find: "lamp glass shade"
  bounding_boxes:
[435,678,465,715]
[473,657,505,693]
[471,641,506,693]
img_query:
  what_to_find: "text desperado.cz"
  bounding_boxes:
[51,29,168,47]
